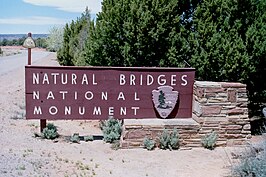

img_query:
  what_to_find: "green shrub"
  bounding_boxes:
[70,133,80,143]
[42,123,59,140]
[84,135,94,142]
[143,138,156,151]
[0,47,2,55]
[232,140,266,177]
[201,131,218,150]
[159,129,180,150]
[101,117,122,143]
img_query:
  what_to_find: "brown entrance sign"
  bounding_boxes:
[25,66,195,120]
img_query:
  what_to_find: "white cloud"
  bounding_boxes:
[0,16,66,25]
[23,0,102,14]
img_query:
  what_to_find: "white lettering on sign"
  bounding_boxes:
[171,75,176,86]
[117,92,125,100]
[33,106,42,115]
[51,73,59,84]
[33,91,39,99]
[33,73,39,84]
[181,75,188,86]
[60,91,68,100]
[79,107,85,115]
[93,107,101,115]
[147,75,154,85]
[102,92,107,100]
[120,74,126,85]
[47,91,55,99]
[158,75,166,85]
[82,74,88,85]
[85,91,93,100]
[120,107,126,115]
[65,106,71,115]
[119,74,188,86]
[134,92,140,101]
[109,107,114,116]
[43,73,49,84]
[49,106,58,115]
[32,73,98,85]
[28,69,193,119]
[131,107,140,115]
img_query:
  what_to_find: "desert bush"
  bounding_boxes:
[101,117,122,143]
[143,138,156,151]
[232,140,266,177]
[70,133,80,143]
[201,131,218,150]
[159,128,180,150]
[42,123,59,140]
[84,135,94,142]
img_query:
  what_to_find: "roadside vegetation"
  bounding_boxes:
[232,138,266,176]
[0,35,47,48]
[53,0,266,134]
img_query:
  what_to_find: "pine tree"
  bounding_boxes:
[57,23,73,66]
[85,0,194,67]
[189,0,253,82]
[57,7,93,66]
[158,90,166,108]
[189,0,266,119]
[245,0,266,117]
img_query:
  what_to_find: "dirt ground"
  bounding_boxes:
[0,49,263,177]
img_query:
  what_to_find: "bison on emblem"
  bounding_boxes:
[152,86,179,118]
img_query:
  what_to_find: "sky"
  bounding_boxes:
[0,0,102,34]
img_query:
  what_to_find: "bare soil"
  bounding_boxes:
[0,50,263,177]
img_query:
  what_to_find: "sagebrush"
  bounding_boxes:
[201,131,218,150]
[143,138,156,151]
[159,129,180,150]
[101,117,122,143]
[42,123,59,140]
[70,133,80,143]
[232,139,266,177]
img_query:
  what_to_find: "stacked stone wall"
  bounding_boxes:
[193,81,251,146]
[121,81,251,148]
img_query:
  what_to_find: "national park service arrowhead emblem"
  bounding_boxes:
[152,86,178,119]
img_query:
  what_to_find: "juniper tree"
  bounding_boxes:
[84,0,197,67]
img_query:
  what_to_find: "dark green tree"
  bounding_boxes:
[85,0,197,67]
[189,0,266,130]
[158,90,166,108]
[189,0,254,82]
[245,0,266,117]
[57,23,73,65]
[57,7,93,66]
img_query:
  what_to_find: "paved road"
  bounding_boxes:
[0,50,52,76]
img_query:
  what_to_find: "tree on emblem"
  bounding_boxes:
[158,90,171,109]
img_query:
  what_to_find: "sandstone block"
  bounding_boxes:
[226,130,242,134]
[241,130,251,134]
[193,101,202,116]
[124,130,150,139]
[195,81,221,88]
[226,125,243,130]
[205,88,225,93]
[202,105,222,116]
[195,88,205,98]
[243,124,251,130]
[221,82,246,88]
[227,89,236,102]
[227,108,245,115]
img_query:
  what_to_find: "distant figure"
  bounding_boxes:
[263,107,266,117]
